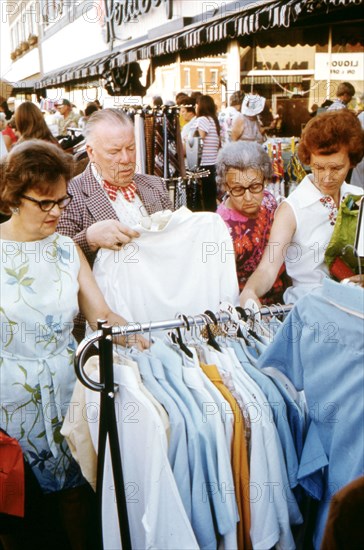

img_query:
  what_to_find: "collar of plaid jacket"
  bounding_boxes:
[103,180,137,202]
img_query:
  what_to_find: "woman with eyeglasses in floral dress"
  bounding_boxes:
[0,139,148,550]
[216,140,290,304]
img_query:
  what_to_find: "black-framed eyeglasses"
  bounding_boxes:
[21,194,73,212]
[226,182,264,197]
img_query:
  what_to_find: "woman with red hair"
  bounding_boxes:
[240,109,364,306]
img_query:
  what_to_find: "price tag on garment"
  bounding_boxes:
[218,301,240,336]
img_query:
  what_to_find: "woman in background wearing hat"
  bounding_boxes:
[231,93,266,144]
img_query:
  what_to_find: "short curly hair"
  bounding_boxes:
[216,141,272,190]
[0,139,73,214]
[298,110,364,166]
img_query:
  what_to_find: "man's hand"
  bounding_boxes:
[86,220,140,251]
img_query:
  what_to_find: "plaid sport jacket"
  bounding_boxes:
[57,163,173,266]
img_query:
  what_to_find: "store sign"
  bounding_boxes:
[103,0,173,43]
[315,53,363,81]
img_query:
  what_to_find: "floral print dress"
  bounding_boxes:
[217,190,290,304]
[0,233,84,493]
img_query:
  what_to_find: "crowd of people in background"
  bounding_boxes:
[0,79,363,550]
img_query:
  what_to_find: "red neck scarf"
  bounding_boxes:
[103,180,137,202]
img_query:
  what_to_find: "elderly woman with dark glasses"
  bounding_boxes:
[0,139,148,549]
[216,140,290,303]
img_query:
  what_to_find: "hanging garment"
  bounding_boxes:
[200,362,251,550]
[256,278,364,550]
[93,207,239,325]
[167,342,239,550]
[130,351,192,519]
[85,359,199,550]
[141,350,217,549]
[204,346,302,550]
[134,113,146,175]
[153,113,164,177]
[166,111,181,178]
[227,340,300,491]
[71,303,309,550]
[151,340,239,539]
[144,113,155,174]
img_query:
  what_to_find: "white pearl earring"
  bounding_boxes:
[10,207,19,215]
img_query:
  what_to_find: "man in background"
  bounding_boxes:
[55,98,80,135]
[327,82,355,111]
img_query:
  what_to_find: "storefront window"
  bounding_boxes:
[183,68,191,88]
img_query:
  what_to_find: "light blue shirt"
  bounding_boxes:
[256,279,364,549]
[147,344,217,550]
[228,339,300,490]
[130,351,192,520]
[151,339,238,540]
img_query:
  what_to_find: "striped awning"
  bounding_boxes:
[241,74,308,84]
[34,0,361,89]
[34,52,118,89]
[113,0,362,65]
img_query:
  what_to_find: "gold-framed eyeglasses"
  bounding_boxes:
[226,182,264,197]
[21,194,73,212]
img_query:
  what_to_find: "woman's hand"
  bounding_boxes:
[240,288,262,310]
[123,334,150,350]
[343,274,364,288]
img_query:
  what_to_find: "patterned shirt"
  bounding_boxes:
[217,190,289,303]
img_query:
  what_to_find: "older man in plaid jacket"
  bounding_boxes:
[58,108,173,267]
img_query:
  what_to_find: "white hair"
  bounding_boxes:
[216,141,273,189]
[84,108,133,145]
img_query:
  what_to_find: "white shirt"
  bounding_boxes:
[282,175,363,304]
[91,163,150,227]
[181,116,197,143]
[218,106,241,146]
[93,206,239,324]
[85,359,199,550]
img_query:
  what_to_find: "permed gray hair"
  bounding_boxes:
[216,141,273,190]
[84,108,133,145]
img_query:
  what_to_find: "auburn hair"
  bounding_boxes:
[298,110,364,166]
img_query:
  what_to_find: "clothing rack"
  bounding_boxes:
[117,104,181,116]
[74,304,293,549]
